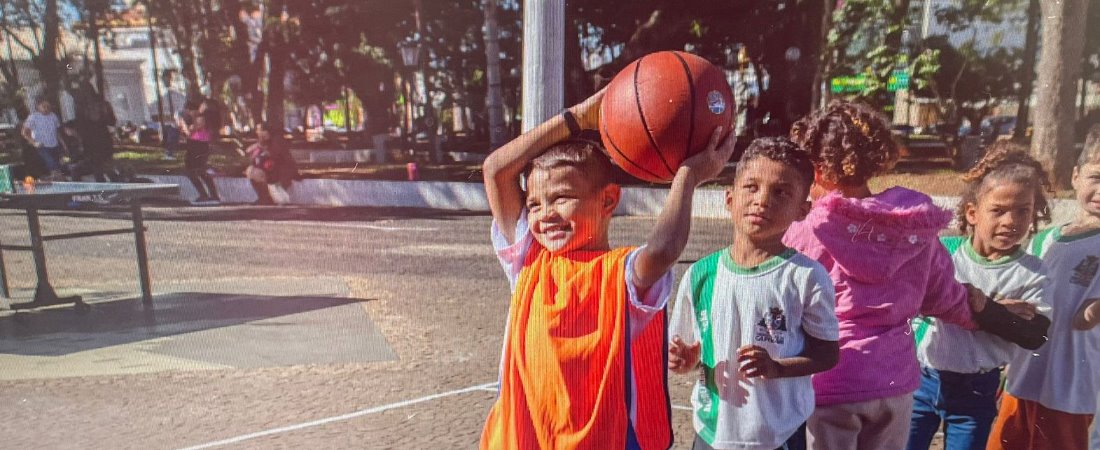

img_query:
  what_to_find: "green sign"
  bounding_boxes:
[0,165,13,194]
[830,69,910,94]
[830,75,867,93]
[888,69,910,91]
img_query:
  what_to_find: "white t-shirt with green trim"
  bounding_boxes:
[669,248,838,450]
[913,236,1050,374]
[1005,225,1100,414]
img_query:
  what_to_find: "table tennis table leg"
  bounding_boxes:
[9,208,85,311]
[0,235,9,298]
[131,203,152,306]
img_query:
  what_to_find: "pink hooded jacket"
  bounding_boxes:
[783,187,978,406]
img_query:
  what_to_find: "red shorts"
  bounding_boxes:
[986,392,1093,450]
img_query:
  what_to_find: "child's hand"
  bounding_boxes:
[566,87,607,130]
[669,335,701,374]
[679,127,737,187]
[1073,298,1100,330]
[996,298,1038,321]
[737,345,780,379]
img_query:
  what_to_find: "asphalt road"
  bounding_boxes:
[0,205,738,449]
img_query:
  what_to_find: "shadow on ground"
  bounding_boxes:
[0,292,376,358]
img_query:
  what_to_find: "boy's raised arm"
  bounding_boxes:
[632,128,736,289]
[482,91,604,244]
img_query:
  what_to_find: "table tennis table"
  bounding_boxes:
[0,182,179,312]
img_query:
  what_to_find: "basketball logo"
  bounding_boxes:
[707,91,726,115]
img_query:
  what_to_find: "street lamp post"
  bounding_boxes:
[398,38,440,164]
[399,41,418,158]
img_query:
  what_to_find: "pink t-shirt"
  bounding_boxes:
[190,127,212,142]
[783,187,976,406]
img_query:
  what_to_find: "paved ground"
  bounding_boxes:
[0,205,946,449]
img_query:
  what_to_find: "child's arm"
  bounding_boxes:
[737,335,840,379]
[482,91,603,244]
[921,248,1049,348]
[1074,298,1100,330]
[631,129,737,289]
[668,274,702,374]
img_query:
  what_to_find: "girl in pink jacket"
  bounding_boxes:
[782,101,1043,450]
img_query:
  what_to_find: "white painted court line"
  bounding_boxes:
[672,404,692,411]
[260,220,440,232]
[177,381,498,450]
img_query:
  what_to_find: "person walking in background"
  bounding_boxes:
[21,98,68,180]
[244,122,298,205]
[74,89,118,182]
[180,98,220,204]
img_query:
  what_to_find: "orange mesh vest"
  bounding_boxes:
[480,245,672,450]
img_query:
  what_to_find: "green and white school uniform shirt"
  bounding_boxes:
[669,248,838,450]
[913,236,1050,374]
[1005,226,1100,414]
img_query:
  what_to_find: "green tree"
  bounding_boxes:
[0,0,65,109]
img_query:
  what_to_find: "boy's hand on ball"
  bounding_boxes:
[737,345,780,379]
[568,87,607,130]
[996,298,1038,320]
[669,335,701,374]
[680,126,736,186]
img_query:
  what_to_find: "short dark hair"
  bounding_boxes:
[736,137,815,196]
[1080,124,1100,166]
[523,140,614,190]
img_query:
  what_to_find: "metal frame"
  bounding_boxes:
[0,183,176,312]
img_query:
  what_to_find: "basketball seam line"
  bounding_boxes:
[671,51,697,162]
[632,56,676,178]
[602,122,664,182]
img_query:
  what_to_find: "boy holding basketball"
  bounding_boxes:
[668,137,840,450]
[479,89,736,450]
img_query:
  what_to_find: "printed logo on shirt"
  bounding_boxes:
[698,310,710,334]
[755,307,788,345]
[1071,255,1099,287]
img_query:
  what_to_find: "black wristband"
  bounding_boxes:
[561,109,582,136]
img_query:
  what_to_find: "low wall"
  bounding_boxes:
[145,174,1081,223]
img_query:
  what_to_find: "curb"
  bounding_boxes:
[144,174,1081,223]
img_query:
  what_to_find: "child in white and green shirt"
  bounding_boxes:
[908,144,1053,450]
[669,138,839,450]
[987,129,1100,450]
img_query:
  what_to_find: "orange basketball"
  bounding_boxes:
[599,51,734,183]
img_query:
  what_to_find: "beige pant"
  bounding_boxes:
[807,393,915,450]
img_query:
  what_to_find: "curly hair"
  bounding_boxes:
[524,140,615,190]
[736,137,815,197]
[956,140,1052,235]
[789,100,898,187]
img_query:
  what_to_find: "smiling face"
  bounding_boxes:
[1073,163,1100,221]
[525,165,619,254]
[726,157,810,245]
[966,180,1035,259]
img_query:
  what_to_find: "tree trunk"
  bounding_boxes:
[171,1,202,99]
[1014,0,1039,139]
[264,0,287,131]
[483,0,507,150]
[810,0,835,110]
[1031,0,1090,187]
[39,0,62,110]
[89,7,106,96]
[1,35,29,119]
